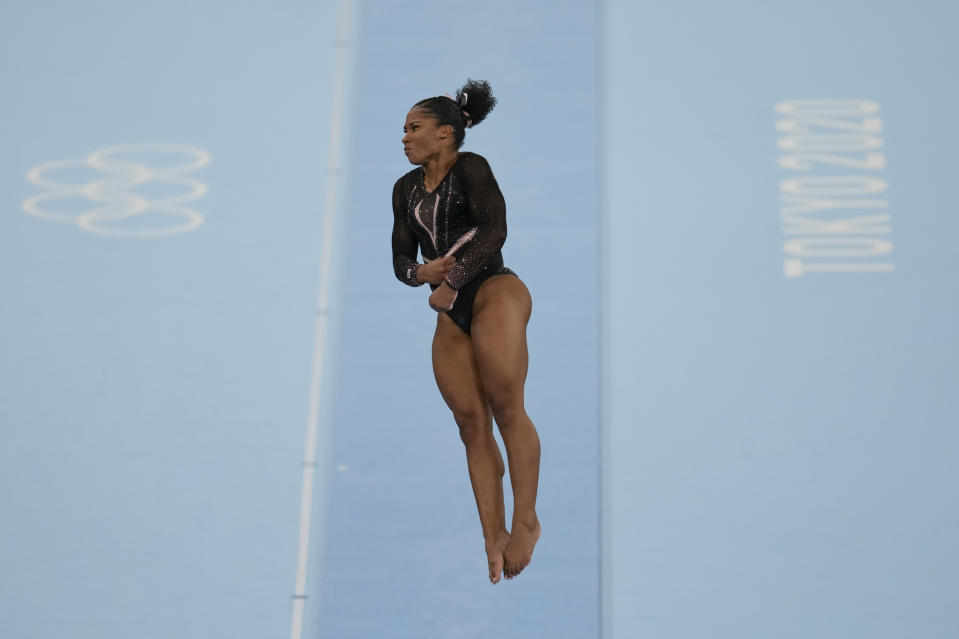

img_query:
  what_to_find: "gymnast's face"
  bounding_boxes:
[402,108,453,165]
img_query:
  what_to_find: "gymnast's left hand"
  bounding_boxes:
[429,282,459,312]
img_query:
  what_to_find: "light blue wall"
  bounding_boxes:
[1,2,339,637]
[603,1,959,637]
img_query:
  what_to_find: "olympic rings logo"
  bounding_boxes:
[21,143,211,238]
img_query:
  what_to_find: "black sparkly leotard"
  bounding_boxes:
[392,152,517,334]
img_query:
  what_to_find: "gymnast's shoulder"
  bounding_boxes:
[393,166,421,193]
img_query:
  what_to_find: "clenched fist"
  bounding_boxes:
[417,255,456,285]
[429,281,459,312]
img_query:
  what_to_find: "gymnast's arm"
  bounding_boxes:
[443,154,507,290]
[392,179,425,287]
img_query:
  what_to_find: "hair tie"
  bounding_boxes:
[461,92,473,125]
[444,92,472,127]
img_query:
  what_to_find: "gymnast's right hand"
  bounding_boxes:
[417,255,456,285]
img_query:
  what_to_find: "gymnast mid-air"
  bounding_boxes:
[391,79,541,583]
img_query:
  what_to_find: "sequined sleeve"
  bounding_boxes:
[444,154,507,290]
[392,178,424,287]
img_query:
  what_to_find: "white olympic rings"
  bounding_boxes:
[21,143,211,238]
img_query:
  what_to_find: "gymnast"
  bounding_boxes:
[391,79,541,583]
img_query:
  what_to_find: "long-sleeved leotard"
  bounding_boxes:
[392,152,507,291]
[391,152,516,334]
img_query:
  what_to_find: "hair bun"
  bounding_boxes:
[454,79,496,128]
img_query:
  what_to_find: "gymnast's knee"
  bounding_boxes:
[452,408,492,446]
[488,395,527,430]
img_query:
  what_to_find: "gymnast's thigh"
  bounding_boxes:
[469,274,532,409]
[432,312,490,424]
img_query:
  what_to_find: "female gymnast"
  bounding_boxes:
[391,79,541,583]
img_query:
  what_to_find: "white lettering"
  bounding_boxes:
[782,213,891,235]
[783,237,894,258]
[781,196,888,215]
[778,152,886,171]
[774,99,880,117]
[780,176,887,196]
[776,100,893,277]
[784,258,895,278]
[775,116,882,135]
[777,135,884,152]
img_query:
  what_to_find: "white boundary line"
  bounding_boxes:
[290,0,355,637]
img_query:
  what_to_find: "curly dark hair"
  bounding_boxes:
[412,78,497,149]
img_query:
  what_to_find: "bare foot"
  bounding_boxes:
[504,515,541,579]
[485,531,510,584]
